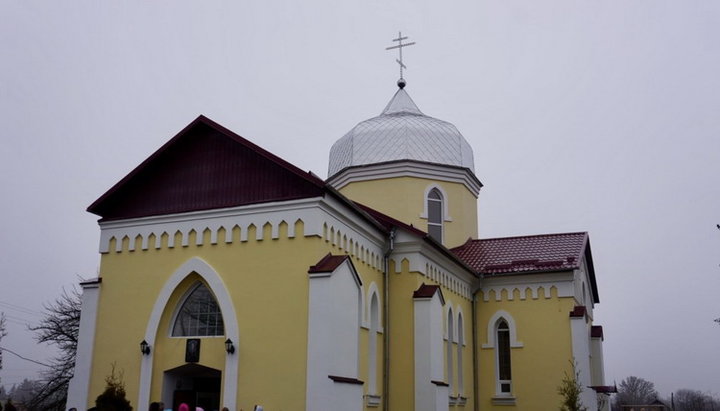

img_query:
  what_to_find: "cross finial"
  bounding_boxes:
[386,31,416,88]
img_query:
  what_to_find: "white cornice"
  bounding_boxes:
[327,161,482,197]
[98,197,324,229]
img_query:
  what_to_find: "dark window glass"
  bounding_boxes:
[172,283,225,337]
[427,188,443,242]
[497,320,511,381]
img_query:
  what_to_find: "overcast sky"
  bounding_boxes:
[1,0,719,398]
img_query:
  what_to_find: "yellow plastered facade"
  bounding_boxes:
[338,177,478,249]
[74,108,607,411]
[88,221,388,410]
[476,287,577,410]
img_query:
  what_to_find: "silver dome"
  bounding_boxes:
[328,87,475,177]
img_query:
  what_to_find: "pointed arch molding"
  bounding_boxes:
[419,183,452,222]
[138,257,239,410]
[481,310,523,349]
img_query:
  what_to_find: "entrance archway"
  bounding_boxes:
[163,364,221,411]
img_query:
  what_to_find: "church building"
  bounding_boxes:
[67,75,610,410]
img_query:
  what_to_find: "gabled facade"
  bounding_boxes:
[69,82,610,411]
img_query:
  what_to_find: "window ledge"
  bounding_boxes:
[458,396,467,406]
[449,395,459,405]
[328,375,364,385]
[365,394,381,407]
[491,395,516,406]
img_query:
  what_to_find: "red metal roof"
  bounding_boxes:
[308,253,350,273]
[452,232,600,302]
[412,283,445,304]
[590,385,617,394]
[88,115,326,220]
[569,305,587,318]
[452,232,587,274]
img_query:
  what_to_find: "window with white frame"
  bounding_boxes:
[496,319,512,394]
[427,188,444,242]
[172,282,225,337]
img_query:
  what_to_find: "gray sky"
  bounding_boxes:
[1,0,719,397]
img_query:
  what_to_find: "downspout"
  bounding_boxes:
[383,227,396,411]
[472,278,483,411]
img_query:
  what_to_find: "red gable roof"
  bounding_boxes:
[88,115,326,220]
[452,232,599,302]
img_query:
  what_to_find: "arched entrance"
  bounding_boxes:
[163,364,221,411]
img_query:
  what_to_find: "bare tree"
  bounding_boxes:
[0,312,6,372]
[674,389,720,411]
[613,376,658,409]
[26,288,81,411]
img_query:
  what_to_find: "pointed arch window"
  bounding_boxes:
[496,319,512,394]
[172,283,225,337]
[446,308,454,393]
[427,188,444,242]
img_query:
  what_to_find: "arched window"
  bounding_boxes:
[446,308,454,393]
[496,319,512,394]
[427,188,443,242]
[368,291,380,395]
[172,283,225,337]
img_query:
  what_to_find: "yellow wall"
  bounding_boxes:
[385,259,475,411]
[89,221,384,410]
[338,177,478,249]
[475,287,576,410]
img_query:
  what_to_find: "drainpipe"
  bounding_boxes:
[383,227,396,411]
[472,279,483,411]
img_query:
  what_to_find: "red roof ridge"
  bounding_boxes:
[470,231,588,243]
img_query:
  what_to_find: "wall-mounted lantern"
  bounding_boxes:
[140,339,151,355]
[225,338,235,354]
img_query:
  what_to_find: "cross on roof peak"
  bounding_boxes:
[385,31,416,88]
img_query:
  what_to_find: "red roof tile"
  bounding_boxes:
[451,232,600,303]
[452,232,587,274]
[591,325,604,339]
[308,253,350,273]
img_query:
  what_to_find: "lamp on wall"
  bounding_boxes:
[225,338,235,354]
[140,339,151,355]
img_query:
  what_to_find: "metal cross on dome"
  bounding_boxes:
[386,31,416,82]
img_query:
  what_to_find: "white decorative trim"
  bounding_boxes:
[306,258,364,410]
[479,272,575,302]
[138,257,239,410]
[419,183,452,222]
[388,238,475,301]
[482,310,523,349]
[366,282,383,333]
[456,308,466,346]
[327,160,482,197]
[98,197,388,274]
[444,305,455,341]
[66,281,101,411]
